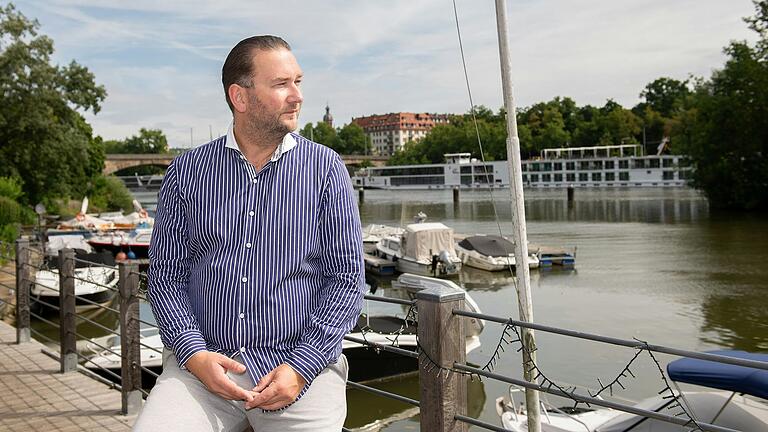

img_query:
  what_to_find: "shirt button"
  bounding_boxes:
[248,211,255,217]
[252,178,258,184]
[245,242,252,248]
[239,312,245,319]
[240,347,246,353]
[241,277,248,283]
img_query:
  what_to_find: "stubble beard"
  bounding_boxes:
[246,93,299,145]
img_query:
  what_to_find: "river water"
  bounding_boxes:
[37,187,768,431]
[347,187,768,431]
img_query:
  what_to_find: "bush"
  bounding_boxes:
[0,196,34,226]
[87,175,134,213]
[0,177,23,201]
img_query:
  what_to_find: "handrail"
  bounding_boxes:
[454,309,768,371]
[454,363,739,432]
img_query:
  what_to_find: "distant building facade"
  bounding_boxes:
[351,112,451,156]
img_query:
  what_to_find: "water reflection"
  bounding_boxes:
[359,188,710,225]
[344,375,485,431]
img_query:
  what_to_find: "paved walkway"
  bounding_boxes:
[0,320,135,431]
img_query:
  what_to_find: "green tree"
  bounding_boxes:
[676,1,768,210]
[0,4,106,205]
[337,123,368,154]
[105,128,169,154]
[638,77,691,118]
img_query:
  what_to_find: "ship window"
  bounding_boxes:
[605,172,615,181]
[542,174,551,182]
[554,173,563,182]
[619,160,629,169]
[531,163,541,172]
[530,174,539,182]
[649,158,660,168]
[554,162,563,171]
[522,164,528,172]
[662,158,674,167]
[578,173,588,181]
[633,159,646,169]
[566,173,575,182]
[592,172,602,181]
[619,172,629,181]
[474,174,494,183]
[461,175,472,185]
[579,161,590,170]
[460,166,472,174]
[523,174,528,182]
[391,176,445,186]
[663,171,674,180]
[543,163,552,171]
[566,162,575,171]
[604,161,615,170]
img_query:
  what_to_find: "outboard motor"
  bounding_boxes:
[438,250,456,273]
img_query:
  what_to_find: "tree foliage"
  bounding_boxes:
[104,128,169,154]
[0,4,107,205]
[300,122,371,154]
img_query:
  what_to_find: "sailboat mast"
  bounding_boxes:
[493,1,541,431]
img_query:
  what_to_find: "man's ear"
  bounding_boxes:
[229,84,247,113]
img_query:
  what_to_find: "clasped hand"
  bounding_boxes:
[185,351,306,411]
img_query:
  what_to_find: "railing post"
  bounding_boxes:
[119,261,142,415]
[416,284,468,432]
[59,248,78,372]
[15,238,31,343]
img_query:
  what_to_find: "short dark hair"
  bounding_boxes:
[222,35,291,112]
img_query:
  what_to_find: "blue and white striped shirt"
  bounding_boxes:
[147,130,365,390]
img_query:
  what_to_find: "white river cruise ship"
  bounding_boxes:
[352,145,691,190]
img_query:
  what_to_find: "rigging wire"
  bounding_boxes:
[451,0,518,277]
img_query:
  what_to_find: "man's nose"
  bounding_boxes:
[288,83,303,104]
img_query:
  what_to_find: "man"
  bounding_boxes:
[134,35,365,432]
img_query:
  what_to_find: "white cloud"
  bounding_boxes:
[14,0,759,147]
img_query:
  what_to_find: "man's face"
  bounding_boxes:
[244,48,304,136]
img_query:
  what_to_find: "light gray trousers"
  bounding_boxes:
[132,350,348,432]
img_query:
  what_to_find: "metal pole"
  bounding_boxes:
[493,1,541,431]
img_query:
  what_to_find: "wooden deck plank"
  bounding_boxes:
[0,320,135,431]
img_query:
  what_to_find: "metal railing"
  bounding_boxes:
[10,238,146,415]
[6,237,768,431]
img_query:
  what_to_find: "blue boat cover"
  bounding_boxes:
[667,350,768,399]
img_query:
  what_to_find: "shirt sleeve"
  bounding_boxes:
[147,160,208,368]
[285,155,365,384]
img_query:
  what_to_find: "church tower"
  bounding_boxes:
[323,103,334,128]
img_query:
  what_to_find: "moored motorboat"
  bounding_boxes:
[87,228,151,259]
[374,222,462,277]
[455,234,540,271]
[31,251,118,315]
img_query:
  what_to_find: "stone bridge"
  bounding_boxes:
[104,153,388,175]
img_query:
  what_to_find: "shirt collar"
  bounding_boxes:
[225,122,297,162]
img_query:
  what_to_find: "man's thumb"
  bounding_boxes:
[253,370,275,392]
[220,356,247,374]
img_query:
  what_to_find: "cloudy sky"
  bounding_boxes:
[14,0,759,148]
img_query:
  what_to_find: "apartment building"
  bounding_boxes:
[351,112,451,155]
